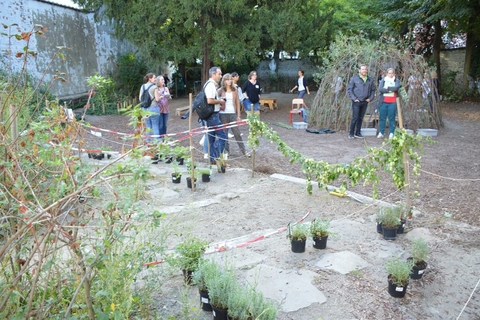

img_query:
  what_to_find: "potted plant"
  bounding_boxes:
[192,259,219,312]
[216,152,227,173]
[287,222,309,253]
[310,218,332,249]
[172,145,189,165]
[249,288,277,320]
[171,162,182,183]
[226,283,252,320]
[409,237,429,279]
[199,168,211,182]
[376,208,385,234]
[167,237,208,285]
[204,267,236,320]
[385,257,414,298]
[396,204,408,234]
[380,207,401,240]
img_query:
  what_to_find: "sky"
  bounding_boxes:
[46,0,81,9]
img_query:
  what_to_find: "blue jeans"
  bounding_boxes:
[299,108,307,122]
[298,90,306,98]
[349,101,368,136]
[243,99,260,111]
[159,113,169,137]
[379,102,397,135]
[145,105,160,142]
[205,113,226,162]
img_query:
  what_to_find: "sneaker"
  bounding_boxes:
[377,133,384,139]
[203,153,209,159]
[228,133,234,138]
[354,134,364,139]
[348,135,355,139]
[389,133,394,140]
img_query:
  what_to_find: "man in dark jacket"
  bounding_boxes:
[346,64,376,139]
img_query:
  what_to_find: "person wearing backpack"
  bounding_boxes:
[204,66,227,164]
[138,73,159,143]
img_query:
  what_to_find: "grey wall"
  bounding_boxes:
[0,0,136,98]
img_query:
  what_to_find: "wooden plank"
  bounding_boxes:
[175,106,190,116]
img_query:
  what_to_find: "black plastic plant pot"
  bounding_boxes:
[172,173,181,184]
[387,277,408,298]
[397,219,407,234]
[176,157,184,165]
[382,226,398,240]
[376,222,383,234]
[199,290,212,312]
[182,269,193,285]
[186,177,197,189]
[290,238,306,253]
[202,173,210,182]
[410,259,428,279]
[313,236,328,249]
[211,304,228,320]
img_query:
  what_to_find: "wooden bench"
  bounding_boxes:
[175,106,190,116]
[259,98,278,110]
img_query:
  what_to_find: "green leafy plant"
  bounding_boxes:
[380,207,401,228]
[288,223,309,241]
[310,218,332,238]
[386,258,414,286]
[227,283,252,320]
[249,288,278,320]
[171,162,182,178]
[192,259,219,292]
[199,168,211,175]
[172,145,189,160]
[168,237,208,272]
[410,238,429,264]
[204,266,236,310]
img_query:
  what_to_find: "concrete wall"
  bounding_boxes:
[0,0,135,98]
[440,48,465,90]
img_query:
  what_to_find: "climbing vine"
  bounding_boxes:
[247,115,430,198]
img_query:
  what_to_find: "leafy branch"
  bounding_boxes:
[247,115,430,198]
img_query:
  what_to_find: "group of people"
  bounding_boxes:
[200,67,259,164]
[347,64,402,140]
[138,73,172,142]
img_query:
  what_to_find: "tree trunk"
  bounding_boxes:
[433,19,442,93]
[462,20,475,91]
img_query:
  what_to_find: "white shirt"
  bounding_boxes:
[205,80,221,112]
[220,92,235,114]
[298,77,305,91]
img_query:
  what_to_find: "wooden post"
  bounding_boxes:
[396,97,412,217]
[188,93,195,191]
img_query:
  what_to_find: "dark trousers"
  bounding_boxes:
[349,101,368,136]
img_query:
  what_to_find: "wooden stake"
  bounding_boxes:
[188,93,195,191]
[396,97,411,215]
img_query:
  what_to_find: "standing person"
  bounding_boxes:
[204,66,227,164]
[231,71,244,138]
[218,73,247,157]
[346,64,376,139]
[138,73,159,142]
[377,68,401,140]
[163,73,171,87]
[154,75,172,138]
[242,71,262,116]
[290,70,310,98]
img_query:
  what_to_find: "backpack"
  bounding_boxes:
[193,81,215,120]
[140,83,155,108]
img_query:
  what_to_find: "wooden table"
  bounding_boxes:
[259,98,278,110]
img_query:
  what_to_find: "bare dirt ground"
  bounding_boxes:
[80,92,480,319]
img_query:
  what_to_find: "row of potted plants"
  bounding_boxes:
[165,236,277,320]
[376,206,408,240]
[287,218,334,253]
[192,259,277,320]
[386,237,429,298]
